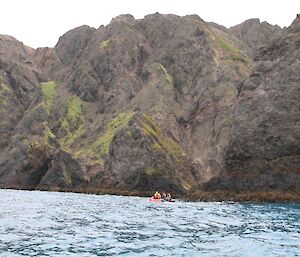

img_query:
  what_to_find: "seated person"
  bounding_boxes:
[161,192,167,201]
[153,191,161,199]
[166,193,172,202]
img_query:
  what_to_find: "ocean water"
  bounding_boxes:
[0,190,299,257]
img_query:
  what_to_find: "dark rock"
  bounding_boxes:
[38,150,85,189]
[55,25,96,66]
[203,15,300,194]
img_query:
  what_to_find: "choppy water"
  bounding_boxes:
[0,190,299,257]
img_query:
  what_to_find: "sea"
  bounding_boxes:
[0,189,299,256]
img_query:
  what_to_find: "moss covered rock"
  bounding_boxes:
[88,112,196,195]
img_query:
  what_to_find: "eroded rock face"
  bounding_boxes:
[55,25,96,66]
[49,14,251,191]
[90,112,196,194]
[0,13,299,199]
[38,150,85,190]
[0,35,42,185]
[229,18,282,55]
[202,15,300,195]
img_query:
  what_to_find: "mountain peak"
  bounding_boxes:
[244,18,260,24]
[229,18,282,54]
[111,14,136,24]
[287,14,300,33]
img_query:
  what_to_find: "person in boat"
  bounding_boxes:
[161,192,167,201]
[153,191,161,199]
[166,193,173,202]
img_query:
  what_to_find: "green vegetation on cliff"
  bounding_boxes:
[145,167,164,176]
[100,39,111,49]
[24,123,57,155]
[60,96,85,150]
[40,81,57,112]
[91,112,133,157]
[75,111,133,164]
[28,138,51,153]
[18,82,58,152]
[139,113,185,164]
[0,81,11,95]
[0,76,12,105]
[24,94,85,160]
[215,36,250,64]
[157,64,173,84]
[73,112,187,172]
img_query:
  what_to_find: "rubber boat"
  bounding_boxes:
[148,197,175,202]
[148,197,162,202]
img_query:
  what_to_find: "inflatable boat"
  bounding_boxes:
[148,197,162,202]
[148,197,175,202]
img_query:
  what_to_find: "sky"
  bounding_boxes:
[0,0,299,48]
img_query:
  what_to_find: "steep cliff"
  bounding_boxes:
[0,13,299,200]
[189,15,300,201]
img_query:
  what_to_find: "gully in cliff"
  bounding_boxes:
[149,191,175,202]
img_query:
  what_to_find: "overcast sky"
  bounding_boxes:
[1,0,299,48]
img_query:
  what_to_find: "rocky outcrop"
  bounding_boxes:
[88,112,196,194]
[229,18,282,55]
[0,35,42,180]
[192,15,300,200]
[0,13,299,200]
[55,25,96,66]
[38,150,85,190]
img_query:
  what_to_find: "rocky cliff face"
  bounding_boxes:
[229,18,282,56]
[189,15,300,201]
[0,14,299,200]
